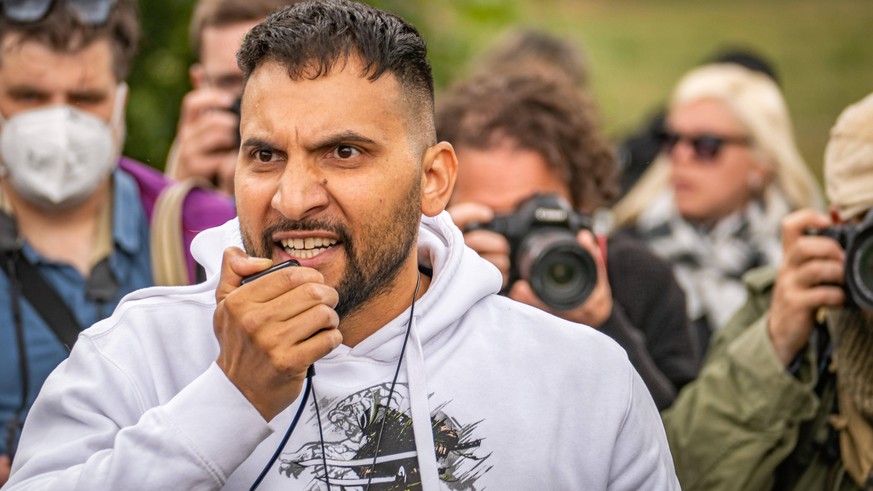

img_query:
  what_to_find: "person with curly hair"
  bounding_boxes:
[439,69,699,410]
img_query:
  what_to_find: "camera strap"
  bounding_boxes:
[1,249,81,351]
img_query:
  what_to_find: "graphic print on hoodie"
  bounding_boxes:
[278,383,490,489]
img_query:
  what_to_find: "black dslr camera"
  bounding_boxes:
[807,211,873,311]
[468,194,598,310]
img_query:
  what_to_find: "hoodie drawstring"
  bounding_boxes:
[405,317,440,489]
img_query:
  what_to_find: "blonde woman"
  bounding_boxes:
[613,63,822,352]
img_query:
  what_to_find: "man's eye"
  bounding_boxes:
[71,96,105,106]
[335,145,360,159]
[13,92,46,104]
[257,149,274,162]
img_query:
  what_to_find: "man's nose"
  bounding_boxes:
[271,162,330,220]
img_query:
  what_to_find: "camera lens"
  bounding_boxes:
[848,228,873,311]
[516,228,597,311]
[548,262,576,286]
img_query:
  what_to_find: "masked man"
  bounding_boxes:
[664,91,873,490]
[0,0,234,482]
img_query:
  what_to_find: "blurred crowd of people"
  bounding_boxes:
[2,0,872,489]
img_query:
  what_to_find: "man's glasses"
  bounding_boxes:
[658,130,751,161]
[1,0,115,25]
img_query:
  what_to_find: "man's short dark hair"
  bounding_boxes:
[189,0,299,59]
[237,0,435,144]
[0,0,140,81]
[436,70,618,213]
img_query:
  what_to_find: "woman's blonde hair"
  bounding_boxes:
[613,63,822,226]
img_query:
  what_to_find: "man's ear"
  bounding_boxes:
[420,141,458,217]
[190,63,206,90]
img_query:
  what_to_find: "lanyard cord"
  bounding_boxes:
[249,271,421,490]
[4,250,30,460]
[249,369,314,491]
[310,382,330,490]
[364,271,421,491]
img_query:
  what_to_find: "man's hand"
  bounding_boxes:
[768,209,846,366]
[213,248,343,421]
[169,88,239,195]
[449,202,613,327]
[448,202,510,287]
[508,229,613,327]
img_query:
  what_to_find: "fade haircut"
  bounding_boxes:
[0,0,140,81]
[436,70,618,213]
[189,0,299,59]
[237,0,436,146]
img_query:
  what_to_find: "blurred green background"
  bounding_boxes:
[126,0,873,185]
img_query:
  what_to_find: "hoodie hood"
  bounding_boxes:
[191,216,244,282]
[190,212,502,489]
[190,212,502,361]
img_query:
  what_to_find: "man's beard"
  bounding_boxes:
[241,180,422,319]
[829,307,873,422]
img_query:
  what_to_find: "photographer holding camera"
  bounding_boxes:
[438,69,699,410]
[663,92,873,491]
[164,0,297,196]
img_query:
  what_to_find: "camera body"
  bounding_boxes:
[807,216,873,311]
[229,95,242,148]
[469,193,598,311]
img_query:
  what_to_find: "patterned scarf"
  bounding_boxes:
[636,189,788,331]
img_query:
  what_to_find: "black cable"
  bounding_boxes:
[249,367,314,491]
[5,252,29,460]
[365,272,420,490]
[311,383,331,490]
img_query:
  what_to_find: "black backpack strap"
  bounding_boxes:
[1,250,82,351]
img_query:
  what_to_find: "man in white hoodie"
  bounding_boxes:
[5,1,679,489]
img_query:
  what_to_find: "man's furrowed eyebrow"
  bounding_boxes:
[6,85,49,98]
[309,131,377,151]
[241,136,279,150]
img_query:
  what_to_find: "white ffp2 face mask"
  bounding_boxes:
[0,83,127,209]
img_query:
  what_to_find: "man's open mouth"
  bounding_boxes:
[279,237,339,259]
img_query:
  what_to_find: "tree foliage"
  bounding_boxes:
[123,0,520,170]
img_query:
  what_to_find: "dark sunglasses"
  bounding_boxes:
[1,0,115,25]
[658,130,751,161]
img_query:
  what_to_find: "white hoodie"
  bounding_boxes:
[5,212,678,490]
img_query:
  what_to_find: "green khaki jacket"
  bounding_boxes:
[663,267,861,491]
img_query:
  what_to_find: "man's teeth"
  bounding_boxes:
[279,237,338,259]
